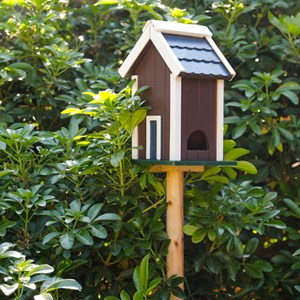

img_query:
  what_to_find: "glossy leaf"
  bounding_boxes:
[60,232,75,250]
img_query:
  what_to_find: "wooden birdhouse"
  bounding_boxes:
[119,20,235,162]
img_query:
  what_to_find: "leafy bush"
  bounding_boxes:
[0,0,299,299]
[0,242,81,299]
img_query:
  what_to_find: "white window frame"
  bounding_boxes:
[146,116,162,160]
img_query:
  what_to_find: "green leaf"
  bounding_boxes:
[244,238,259,256]
[201,167,221,178]
[183,224,198,236]
[69,121,79,139]
[244,263,263,278]
[42,232,60,245]
[281,90,299,104]
[87,203,103,221]
[139,255,149,290]
[291,262,300,270]
[120,290,131,300]
[50,174,64,184]
[207,228,216,241]
[7,62,32,69]
[283,198,300,218]
[278,127,294,140]
[75,229,93,245]
[192,228,206,243]
[133,291,143,300]
[224,148,249,161]
[28,264,54,276]
[0,220,16,236]
[34,293,53,300]
[0,283,18,296]
[293,249,300,256]
[257,260,273,272]
[130,109,147,132]
[233,161,257,174]
[139,173,147,190]
[89,224,107,239]
[224,116,241,124]
[146,277,161,294]
[133,267,142,292]
[233,237,244,257]
[40,277,82,293]
[223,139,236,152]
[60,232,74,250]
[263,191,277,203]
[110,151,125,167]
[0,140,6,150]
[61,107,82,115]
[265,220,286,229]
[222,166,237,179]
[95,0,119,5]
[95,213,121,221]
[201,175,229,184]
[232,123,247,139]
[171,286,186,299]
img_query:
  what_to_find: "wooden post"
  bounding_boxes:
[150,165,204,298]
[166,168,184,299]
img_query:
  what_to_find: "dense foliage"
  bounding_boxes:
[0,0,299,299]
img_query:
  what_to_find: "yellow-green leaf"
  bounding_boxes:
[233,161,257,174]
[61,108,82,115]
[224,148,249,161]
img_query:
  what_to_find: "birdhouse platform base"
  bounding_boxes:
[132,159,237,173]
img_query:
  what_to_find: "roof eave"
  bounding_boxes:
[180,72,233,80]
[205,36,236,81]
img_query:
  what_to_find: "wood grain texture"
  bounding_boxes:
[134,42,171,160]
[166,169,184,299]
[181,77,217,160]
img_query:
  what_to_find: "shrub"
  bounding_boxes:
[0,0,299,299]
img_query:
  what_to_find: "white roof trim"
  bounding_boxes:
[119,26,151,78]
[149,28,184,77]
[205,36,236,80]
[145,20,212,38]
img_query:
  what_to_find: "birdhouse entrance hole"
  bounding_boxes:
[187,130,208,150]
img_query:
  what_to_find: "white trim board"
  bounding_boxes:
[119,27,150,78]
[131,75,139,159]
[150,28,184,77]
[216,80,224,161]
[169,75,182,161]
[146,20,212,38]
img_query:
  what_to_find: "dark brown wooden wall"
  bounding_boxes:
[181,77,217,160]
[133,42,171,160]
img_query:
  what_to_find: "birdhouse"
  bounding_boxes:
[119,20,235,162]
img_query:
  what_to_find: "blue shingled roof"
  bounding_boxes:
[163,34,231,79]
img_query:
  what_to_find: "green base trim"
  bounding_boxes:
[131,159,237,166]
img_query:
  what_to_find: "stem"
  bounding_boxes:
[24,208,29,231]
[126,196,165,223]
